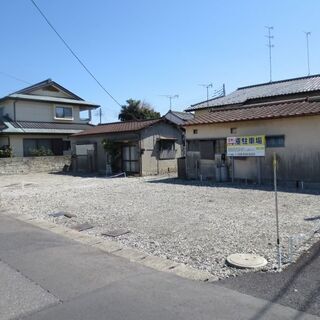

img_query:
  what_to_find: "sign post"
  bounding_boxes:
[273,152,282,270]
[227,135,266,183]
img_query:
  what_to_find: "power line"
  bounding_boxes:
[29,0,122,107]
[0,71,31,85]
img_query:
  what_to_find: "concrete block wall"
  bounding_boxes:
[0,156,71,175]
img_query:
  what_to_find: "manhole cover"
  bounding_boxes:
[101,229,130,237]
[226,253,267,269]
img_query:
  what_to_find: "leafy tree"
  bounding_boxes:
[118,99,160,121]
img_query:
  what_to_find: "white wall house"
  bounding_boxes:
[0,79,100,157]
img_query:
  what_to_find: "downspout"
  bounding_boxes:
[13,100,17,121]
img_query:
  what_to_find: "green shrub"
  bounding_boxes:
[0,145,13,158]
[29,146,54,157]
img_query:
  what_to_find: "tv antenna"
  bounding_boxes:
[265,26,274,82]
[94,107,104,124]
[161,94,179,110]
[304,31,311,75]
[199,83,213,106]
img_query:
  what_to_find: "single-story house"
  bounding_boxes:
[0,79,99,157]
[164,110,194,125]
[184,74,320,187]
[71,118,183,176]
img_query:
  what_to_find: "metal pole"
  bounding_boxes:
[273,152,281,270]
[265,26,274,82]
[304,31,311,76]
[232,156,235,183]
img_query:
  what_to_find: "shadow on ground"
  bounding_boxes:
[218,240,320,318]
[146,177,320,195]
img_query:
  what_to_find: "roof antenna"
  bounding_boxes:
[160,94,179,111]
[304,31,311,76]
[265,26,274,82]
[198,83,213,107]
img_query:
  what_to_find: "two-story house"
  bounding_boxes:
[0,79,100,157]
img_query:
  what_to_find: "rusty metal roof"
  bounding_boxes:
[187,74,320,111]
[184,98,320,125]
[72,118,162,137]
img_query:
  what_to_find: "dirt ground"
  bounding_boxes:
[0,173,319,279]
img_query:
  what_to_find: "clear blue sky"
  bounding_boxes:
[1,0,320,123]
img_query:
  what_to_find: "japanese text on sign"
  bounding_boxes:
[227,135,265,157]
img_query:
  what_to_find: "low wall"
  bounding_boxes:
[0,156,71,175]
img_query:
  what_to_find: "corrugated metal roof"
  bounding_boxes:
[0,120,93,134]
[186,74,320,111]
[184,98,320,125]
[73,118,162,137]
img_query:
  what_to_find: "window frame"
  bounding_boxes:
[54,105,74,120]
[266,135,285,148]
[158,139,176,160]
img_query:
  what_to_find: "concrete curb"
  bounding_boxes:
[6,213,217,282]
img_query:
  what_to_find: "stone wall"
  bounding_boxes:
[0,156,71,175]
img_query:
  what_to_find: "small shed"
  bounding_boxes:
[71,118,183,176]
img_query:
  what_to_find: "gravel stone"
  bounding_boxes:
[1,173,319,279]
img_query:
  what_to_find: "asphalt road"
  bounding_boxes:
[0,213,318,320]
[219,240,320,317]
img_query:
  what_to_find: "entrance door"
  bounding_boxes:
[122,144,140,174]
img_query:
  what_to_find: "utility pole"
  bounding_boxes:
[304,31,311,75]
[265,26,274,82]
[199,83,213,106]
[161,94,179,110]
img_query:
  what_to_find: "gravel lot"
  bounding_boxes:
[0,173,319,279]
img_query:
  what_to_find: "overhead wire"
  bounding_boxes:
[29,0,122,107]
[0,71,31,85]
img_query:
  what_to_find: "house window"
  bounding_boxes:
[200,140,214,159]
[23,139,63,156]
[266,135,285,148]
[215,138,226,154]
[193,129,198,134]
[55,106,73,120]
[63,140,71,151]
[159,139,176,159]
[187,140,199,152]
[230,127,237,134]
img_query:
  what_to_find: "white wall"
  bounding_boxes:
[0,100,88,123]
